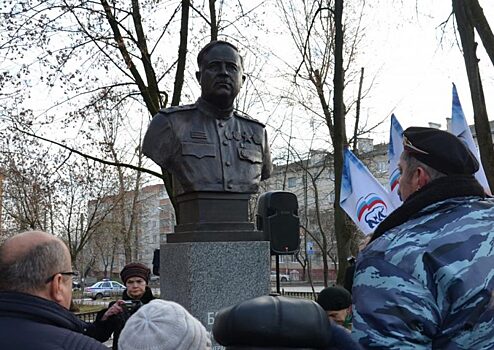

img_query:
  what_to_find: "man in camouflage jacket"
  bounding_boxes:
[352,127,494,349]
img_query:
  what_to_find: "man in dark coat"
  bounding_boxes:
[86,262,155,350]
[0,230,107,350]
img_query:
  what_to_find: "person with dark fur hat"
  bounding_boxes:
[316,286,352,330]
[85,263,155,350]
[213,295,362,350]
[352,126,494,349]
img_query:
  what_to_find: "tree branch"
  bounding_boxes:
[14,127,163,179]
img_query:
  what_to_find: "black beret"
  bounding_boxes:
[402,127,479,175]
[316,286,352,311]
[213,295,332,349]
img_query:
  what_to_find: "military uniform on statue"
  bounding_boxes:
[142,40,272,242]
[143,97,271,196]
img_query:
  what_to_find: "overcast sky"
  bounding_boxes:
[9,1,494,154]
[358,1,494,143]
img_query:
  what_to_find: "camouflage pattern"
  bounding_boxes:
[352,196,494,349]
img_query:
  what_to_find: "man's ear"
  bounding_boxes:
[48,274,65,306]
[242,73,246,85]
[416,166,431,189]
[196,71,201,83]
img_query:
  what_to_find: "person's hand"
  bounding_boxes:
[101,300,125,321]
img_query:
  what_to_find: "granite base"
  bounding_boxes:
[160,240,271,348]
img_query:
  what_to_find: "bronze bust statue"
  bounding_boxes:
[142,41,272,241]
[143,41,272,196]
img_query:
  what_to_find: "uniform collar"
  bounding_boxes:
[197,97,234,120]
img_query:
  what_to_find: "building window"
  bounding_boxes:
[327,193,335,203]
[376,161,387,173]
[288,177,297,188]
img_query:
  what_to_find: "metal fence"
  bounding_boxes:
[280,290,319,300]
[76,311,100,323]
[75,291,317,323]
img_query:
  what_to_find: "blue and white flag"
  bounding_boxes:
[451,83,491,194]
[340,148,396,236]
[388,114,404,207]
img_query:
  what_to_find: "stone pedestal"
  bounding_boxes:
[167,192,265,243]
[160,240,271,348]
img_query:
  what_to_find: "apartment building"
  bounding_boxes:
[261,139,389,281]
[87,183,174,278]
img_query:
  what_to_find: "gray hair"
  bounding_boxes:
[402,151,446,182]
[0,239,69,293]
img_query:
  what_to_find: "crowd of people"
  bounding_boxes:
[0,228,358,350]
[1,126,493,349]
[1,37,494,349]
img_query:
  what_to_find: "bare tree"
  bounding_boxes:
[276,0,367,283]
[452,0,494,190]
[0,133,57,233]
[1,1,270,218]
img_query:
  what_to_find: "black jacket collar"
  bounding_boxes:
[0,291,85,332]
[370,175,486,242]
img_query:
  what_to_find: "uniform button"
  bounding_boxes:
[227,184,233,189]
[223,140,228,146]
[225,161,231,166]
[218,122,225,127]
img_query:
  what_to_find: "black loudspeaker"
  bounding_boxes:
[257,191,300,255]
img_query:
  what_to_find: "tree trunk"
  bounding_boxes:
[209,0,218,41]
[101,0,159,116]
[333,0,351,284]
[131,0,161,112]
[453,0,494,190]
[467,0,494,67]
[171,0,190,106]
[167,0,190,216]
[352,67,364,152]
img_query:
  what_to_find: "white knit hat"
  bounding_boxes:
[118,299,212,350]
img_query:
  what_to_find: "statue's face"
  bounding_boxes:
[197,44,245,108]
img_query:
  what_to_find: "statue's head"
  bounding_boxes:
[196,41,245,109]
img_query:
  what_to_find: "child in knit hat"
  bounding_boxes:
[118,299,212,350]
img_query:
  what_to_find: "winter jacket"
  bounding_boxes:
[86,286,155,350]
[352,176,494,349]
[0,291,107,350]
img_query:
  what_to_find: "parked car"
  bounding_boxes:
[83,279,126,300]
[72,281,81,291]
[270,272,290,283]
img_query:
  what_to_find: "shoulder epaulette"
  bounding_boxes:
[159,103,197,114]
[234,110,265,127]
